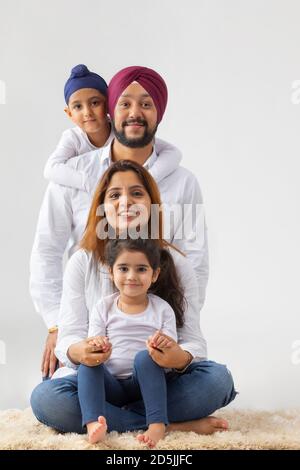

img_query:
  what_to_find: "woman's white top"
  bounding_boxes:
[54,247,207,378]
[88,292,177,378]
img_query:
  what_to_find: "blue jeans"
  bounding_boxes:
[31,359,237,434]
[78,350,168,426]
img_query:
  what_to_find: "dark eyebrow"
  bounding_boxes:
[107,185,145,192]
[70,96,103,105]
[120,93,151,98]
[116,263,149,268]
[88,96,104,101]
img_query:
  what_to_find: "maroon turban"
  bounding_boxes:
[108,66,168,124]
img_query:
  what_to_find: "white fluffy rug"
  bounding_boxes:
[0,408,299,450]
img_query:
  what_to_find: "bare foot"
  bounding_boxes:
[86,416,107,444]
[137,423,166,448]
[167,416,229,435]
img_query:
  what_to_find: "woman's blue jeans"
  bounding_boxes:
[78,350,169,427]
[31,359,237,434]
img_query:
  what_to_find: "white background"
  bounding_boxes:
[0,0,299,411]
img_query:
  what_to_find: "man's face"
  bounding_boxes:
[112,82,158,148]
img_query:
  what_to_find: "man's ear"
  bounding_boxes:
[152,267,160,284]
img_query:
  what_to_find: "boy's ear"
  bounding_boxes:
[152,267,160,283]
[64,106,72,118]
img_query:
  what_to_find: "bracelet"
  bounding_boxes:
[48,326,58,333]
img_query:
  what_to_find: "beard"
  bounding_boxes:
[112,118,158,148]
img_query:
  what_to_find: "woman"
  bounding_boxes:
[31,160,237,435]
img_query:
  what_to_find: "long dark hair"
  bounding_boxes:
[105,238,185,328]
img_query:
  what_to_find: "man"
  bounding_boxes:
[30,66,208,379]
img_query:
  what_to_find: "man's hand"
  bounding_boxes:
[146,331,192,369]
[41,330,59,378]
[68,337,112,367]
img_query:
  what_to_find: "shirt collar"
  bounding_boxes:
[100,139,158,170]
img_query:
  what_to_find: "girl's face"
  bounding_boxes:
[111,250,160,299]
[104,171,151,233]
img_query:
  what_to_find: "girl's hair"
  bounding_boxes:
[105,238,185,328]
[80,159,181,264]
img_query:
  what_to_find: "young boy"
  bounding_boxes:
[44,64,182,193]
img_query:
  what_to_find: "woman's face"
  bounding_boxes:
[103,171,151,233]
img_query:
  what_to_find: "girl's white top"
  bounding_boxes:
[88,292,178,379]
[54,247,207,379]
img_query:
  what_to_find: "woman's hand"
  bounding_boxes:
[41,330,59,378]
[68,337,112,367]
[146,331,192,369]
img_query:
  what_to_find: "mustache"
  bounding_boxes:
[122,118,148,128]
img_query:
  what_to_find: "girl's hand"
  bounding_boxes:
[146,332,192,369]
[68,337,112,367]
[148,331,173,351]
[88,335,111,353]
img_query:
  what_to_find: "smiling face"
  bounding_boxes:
[111,249,160,299]
[112,82,158,148]
[103,170,151,233]
[65,88,107,135]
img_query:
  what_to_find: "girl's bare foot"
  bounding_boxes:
[87,416,107,444]
[167,416,229,435]
[137,423,166,448]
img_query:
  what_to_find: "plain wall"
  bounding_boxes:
[0,0,299,410]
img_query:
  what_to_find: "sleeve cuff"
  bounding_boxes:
[55,337,82,369]
[42,308,60,330]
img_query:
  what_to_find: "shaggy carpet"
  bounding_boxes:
[0,408,299,450]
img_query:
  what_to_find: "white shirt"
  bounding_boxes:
[88,292,177,378]
[43,127,112,193]
[43,126,182,193]
[54,247,207,378]
[30,140,209,329]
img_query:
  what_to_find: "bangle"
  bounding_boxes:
[48,326,58,333]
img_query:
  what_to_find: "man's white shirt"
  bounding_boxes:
[30,140,209,330]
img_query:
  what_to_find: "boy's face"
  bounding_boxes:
[65,88,107,135]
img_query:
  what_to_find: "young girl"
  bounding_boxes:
[43,64,182,193]
[77,238,186,448]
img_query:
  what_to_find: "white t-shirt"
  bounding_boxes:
[88,292,178,379]
[43,126,182,192]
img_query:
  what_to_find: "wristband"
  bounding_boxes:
[48,326,58,333]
